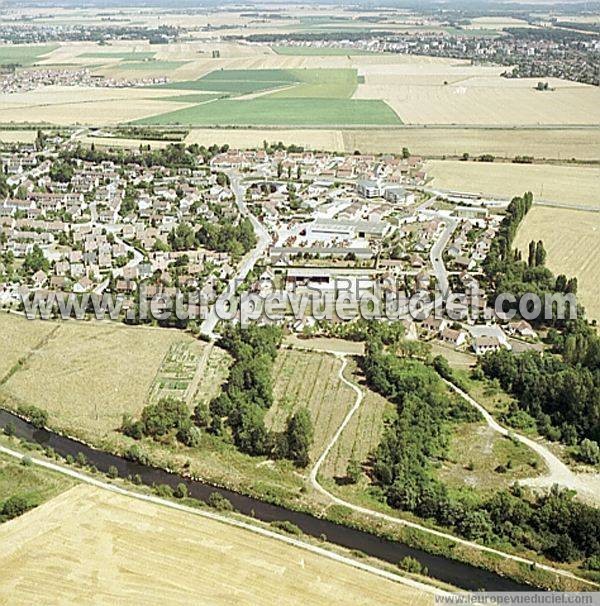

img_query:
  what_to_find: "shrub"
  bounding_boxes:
[154,484,174,498]
[207,491,233,512]
[174,483,188,499]
[270,520,302,536]
[1,495,31,520]
[398,556,427,575]
[107,465,119,479]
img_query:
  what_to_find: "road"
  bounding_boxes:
[199,173,271,338]
[307,355,597,588]
[443,379,600,506]
[429,218,458,300]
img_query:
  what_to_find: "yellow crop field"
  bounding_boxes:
[185,127,345,150]
[354,64,600,125]
[0,129,37,143]
[0,485,428,606]
[183,127,600,161]
[426,160,600,207]
[0,318,210,439]
[0,313,57,381]
[514,206,600,322]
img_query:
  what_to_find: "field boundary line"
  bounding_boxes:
[0,443,444,596]
[308,356,599,589]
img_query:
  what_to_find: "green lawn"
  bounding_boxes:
[272,46,378,56]
[132,97,402,126]
[0,44,58,66]
[268,68,358,99]
[79,51,156,61]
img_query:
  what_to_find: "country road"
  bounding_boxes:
[308,354,597,588]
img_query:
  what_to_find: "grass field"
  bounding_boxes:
[268,68,358,98]
[439,422,543,493]
[0,319,211,440]
[0,485,428,605]
[157,69,301,94]
[0,44,58,66]
[268,350,355,462]
[0,452,74,518]
[119,60,189,71]
[426,160,600,208]
[514,206,600,322]
[134,97,401,126]
[161,93,224,103]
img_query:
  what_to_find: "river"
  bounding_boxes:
[0,409,534,592]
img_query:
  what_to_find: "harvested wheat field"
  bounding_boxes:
[0,485,430,606]
[0,313,57,381]
[0,318,211,439]
[514,206,600,322]
[186,128,345,151]
[341,128,600,161]
[426,160,600,207]
[0,129,37,143]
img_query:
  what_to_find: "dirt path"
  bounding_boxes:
[308,357,598,588]
[443,379,600,506]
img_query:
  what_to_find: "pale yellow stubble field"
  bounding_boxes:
[426,160,600,207]
[183,127,600,161]
[514,206,600,322]
[354,59,600,125]
[0,319,209,438]
[0,485,429,606]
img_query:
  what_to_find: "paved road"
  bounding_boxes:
[200,174,271,338]
[430,218,458,300]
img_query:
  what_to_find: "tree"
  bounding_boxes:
[579,439,600,465]
[1,495,31,520]
[22,244,49,274]
[49,160,74,183]
[107,465,119,479]
[346,458,361,484]
[401,147,410,159]
[528,240,536,267]
[284,408,313,467]
[174,483,188,499]
[535,240,547,267]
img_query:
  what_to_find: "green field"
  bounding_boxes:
[120,60,189,71]
[0,44,58,66]
[161,93,224,103]
[133,97,402,126]
[79,51,156,61]
[157,69,301,95]
[272,46,378,56]
[268,68,358,99]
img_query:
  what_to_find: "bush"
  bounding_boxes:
[207,491,233,512]
[398,556,427,575]
[20,455,32,467]
[154,484,174,498]
[174,483,188,499]
[4,422,15,437]
[270,520,302,536]
[579,439,600,465]
[1,495,32,519]
[17,404,48,429]
[107,465,119,479]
